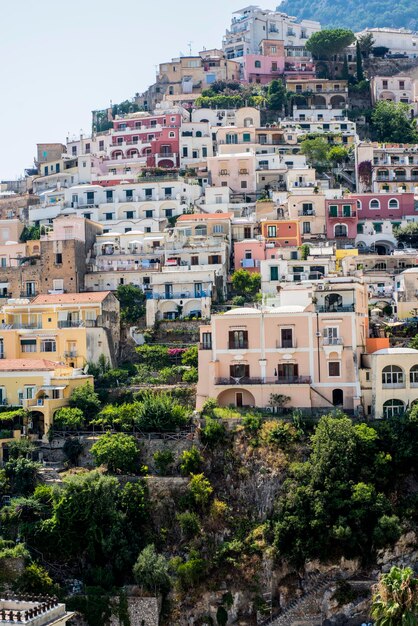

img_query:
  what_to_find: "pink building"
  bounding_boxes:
[197,278,368,411]
[234,240,266,272]
[242,40,285,84]
[109,113,181,168]
[325,198,358,240]
[350,193,416,219]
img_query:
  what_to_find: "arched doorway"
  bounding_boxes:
[325,292,342,312]
[332,389,344,406]
[28,410,45,438]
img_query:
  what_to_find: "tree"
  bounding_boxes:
[356,41,364,81]
[54,407,85,430]
[409,334,418,350]
[20,225,40,242]
[63,437,84,465]
[306,29,355,59]
[188,473,213,509]
[181,345,198,368]
[300,137,329,166]
[231,269,261,301]
[115,284,145,325]
[328,145,350,166]
[136,345,170,370]
[5,458,40,495]
[394,222,418,248]
[91,433,140,474]
[371,101,418,143]
[267,79,287,110]
[14,563,57,595]
[69,383,101,421]
[179,446,203,476]
[7,438,35,460]
[342,55,349,80]
[133,544,171,594]
[357,33,375,58]
[134,391,189,431]
[371,566,418,626]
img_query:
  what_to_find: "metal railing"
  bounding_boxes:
[215,376,312,385]
[58,321,84,328]
[316,305,355,313]
[323,337,343,345]
[145,291,208,300]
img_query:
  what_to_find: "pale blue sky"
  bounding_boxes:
[0,0,275,180]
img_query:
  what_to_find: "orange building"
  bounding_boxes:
[260,220,301,247]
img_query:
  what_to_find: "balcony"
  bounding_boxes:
[228,342,249,350]
[215,376,312,385]
[64,350,78,358]
[140,174,179,182]
[12,323,42,330]
[276,340,297,349]
[58,321,84,328]
[316,305,355,313]
[145,290,209,300]
[323,337,343,345]
[199,343,212,350]
[298,209,316,216]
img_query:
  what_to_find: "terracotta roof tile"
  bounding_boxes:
[0,359,60,371]
[30,292,111,305]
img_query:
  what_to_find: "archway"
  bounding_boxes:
[325,292,343,312]
[312,94,326,107]
[330,95,346,108]
[216,388,256,408]
[383,399,405,418]
[27,410,45,438]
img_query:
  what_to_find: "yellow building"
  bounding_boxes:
[0,291,120,368]
[0,358,94,450]
[360,347,418,418]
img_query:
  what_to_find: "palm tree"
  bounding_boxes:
[371,566,418,626]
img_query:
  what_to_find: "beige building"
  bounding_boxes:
[394,267,418,318]
[197,278,368,412]
[360,348,418,418]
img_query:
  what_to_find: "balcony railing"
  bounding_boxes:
[12,323,42,329]
[58,321,84,328]
[316,305,355,313]
[323,337,344,345]
[199,343,212,350]
[276,340,297,348]
[215,376,312,385]
[145,290,208,300]
[64,350,78,357]
[298,209,316,216]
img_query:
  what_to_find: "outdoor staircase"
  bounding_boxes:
[259,573,340,626]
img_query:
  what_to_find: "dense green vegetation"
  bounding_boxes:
[278,0,418,31]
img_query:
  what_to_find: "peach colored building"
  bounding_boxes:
[207,153,256,194]
[234,239,266,272]
[197,278,368,412]
[260,220,301,247]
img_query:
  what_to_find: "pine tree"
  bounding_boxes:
[356,41,364,82]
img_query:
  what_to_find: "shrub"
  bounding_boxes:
[182,367,198,383]
[135,392,189,431]
[260,420,298,447]
[181,345,198,368]
[136,345,170,369]
[200,418,227,448]
[172,550,206,589]
[188,473,213,509]
[133,544,171,594]
[179,447,203,476]
[14,563,58,596]
[54,407,85,430]
[7,438,35,460]
[201,398,218,417]
[242,413,263,434]
[232,295,245,306]
[91,433,140,474]
[176,511,201,539]
[5,458,40,495]
[153,449,175,475]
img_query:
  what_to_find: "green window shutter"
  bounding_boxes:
[373,222,382,233]
[343,205,351,217]
[243,133,251,142]
[329,205,338,217]
[357,223,364,234]
[270,266,279,281]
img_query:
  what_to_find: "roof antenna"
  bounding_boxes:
[188,41,193,56]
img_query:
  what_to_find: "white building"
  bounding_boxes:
[223,5,320,61]
[357,28,418,58]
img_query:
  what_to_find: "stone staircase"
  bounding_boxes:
[259,573,340,626]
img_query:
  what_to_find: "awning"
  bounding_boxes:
[41,385,66,391]
[384,321,406,327]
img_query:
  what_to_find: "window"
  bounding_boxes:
[202,147,208,157]
[99,140,104,151]
[277,363,298,382]
[243,133,251,142]
[213,224,224,234]
[267,225,277,237]
[383,399,405,418]
[55,253,62,265]
[241,181,247,189]
[382,365,404,386]
[329,205,338,217]
[106,190,113,201]
[125,211,134,219]
[191,256,199,266]
[145,210,153,218]
[105,213,113,220]
[20,339,36,353]
[53,279,63,291]
[182,147,188,157]
[410,365,418,384]
[329,361,341,377]
[228,330,248,349]
[303,221,311,234]
[0,258,6,268]
[202,332,212,349]
[145,188,153,198]
[388,198,399,209]
[370,199,380,210]
[343,205,352,217]
[230,364,250,379]
[334,224,348,237]
[254,60,261,68]
[302,203,314,215]
[373,222,382,233]
[24,387,36,400]
[280,328,293,348]
[41,339,56,353]
[270,266,279,281]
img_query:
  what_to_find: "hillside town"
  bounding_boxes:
[3,5,418,626]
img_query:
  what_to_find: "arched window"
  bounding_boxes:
[334,224,348,237]
[195,225,207,236]
[370,199,380,210]
[332,389,344,406]
[388,198,399,209]
[324,292,343,312]
[356,199,362,210]
[255,60,261,68]
[410,365,418,384]
[195,131,202,137]
[382,365,404,386]
[244,117,254,127]
[383,399,405,418]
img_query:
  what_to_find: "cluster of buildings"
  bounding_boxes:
[1,5,418,438]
